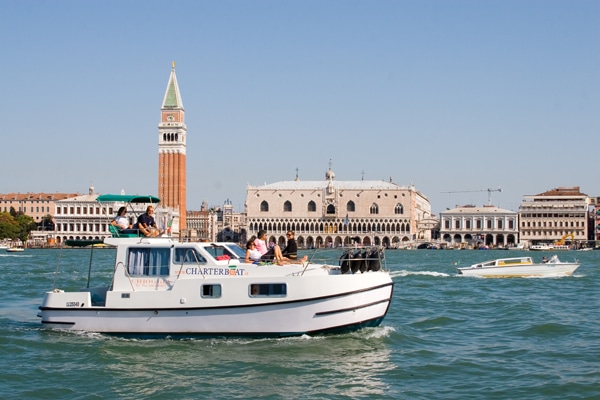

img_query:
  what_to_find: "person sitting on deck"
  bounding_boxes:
[110,207,138,234]
[253,231,308,265]
[245,240,263,264]
[136,206,162,237]
[111,207,130,229]
[282,231,299,260]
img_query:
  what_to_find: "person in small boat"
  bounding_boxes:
[542,256,548,263]
[245,240,262,264]
[136,206,162,237]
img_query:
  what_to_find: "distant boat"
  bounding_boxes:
[457,255,580,278]
[529,244,554,251]
[6,247,25,253]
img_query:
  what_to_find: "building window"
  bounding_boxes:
[370,203,379,215]
[308,201,316,212]
[394,203,403,214]
[455,220,460,229]
[326,204,336,214]
[346,201,355,212]
[260,201,269,212]
[283,201,292,212]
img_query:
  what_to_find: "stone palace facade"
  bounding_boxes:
[244,168,433,249]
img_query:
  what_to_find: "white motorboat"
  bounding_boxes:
[5,247,25,253]
[457,255,580,278]
[38,235,393,337]
[529,244,554,251]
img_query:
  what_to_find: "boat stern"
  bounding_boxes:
[39,289,92,310]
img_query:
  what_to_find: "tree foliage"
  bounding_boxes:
[0,211,36,242]
[0,212,20,240]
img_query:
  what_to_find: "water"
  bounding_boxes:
[1,249,599,399]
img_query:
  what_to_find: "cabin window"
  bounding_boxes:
[249,283,287,297]
[173,248,207,264]
[201,284,222,298]
[127,247,170,276]
[204,246,236,260]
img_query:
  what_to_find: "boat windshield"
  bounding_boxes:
[204,244,244,260]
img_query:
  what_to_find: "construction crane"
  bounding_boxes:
[441,187,502,206]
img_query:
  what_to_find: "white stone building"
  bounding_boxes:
[439,205,518,248]
[518,186,592,246]
[245,168,432,249]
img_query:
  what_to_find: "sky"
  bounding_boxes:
[1,0,598,215]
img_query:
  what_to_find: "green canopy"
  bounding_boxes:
[96,194,161,204]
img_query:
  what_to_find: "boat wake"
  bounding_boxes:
[390,270,450,278]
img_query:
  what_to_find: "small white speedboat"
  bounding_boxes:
[457,255,580,278]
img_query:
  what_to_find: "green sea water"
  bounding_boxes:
[1,248,598,399]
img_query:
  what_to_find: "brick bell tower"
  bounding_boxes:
[158,62,187,229]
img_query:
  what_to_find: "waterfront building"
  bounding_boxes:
[53,186,111,244]
[244,167,432,249]
[439,205,518,248]
[185,199,245,243]
[518,186,592,246]
[0,192,79,223]
[158,62,187,231]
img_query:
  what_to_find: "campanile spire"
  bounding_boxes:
[158,62,187,230]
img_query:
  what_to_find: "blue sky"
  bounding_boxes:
[1,0,598,215]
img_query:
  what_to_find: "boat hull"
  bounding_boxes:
[457,263,580,278]
[39,275,393,336]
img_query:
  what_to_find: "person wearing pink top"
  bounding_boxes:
[254,230,286,263]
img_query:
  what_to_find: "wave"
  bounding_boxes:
[391,270,450,278]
